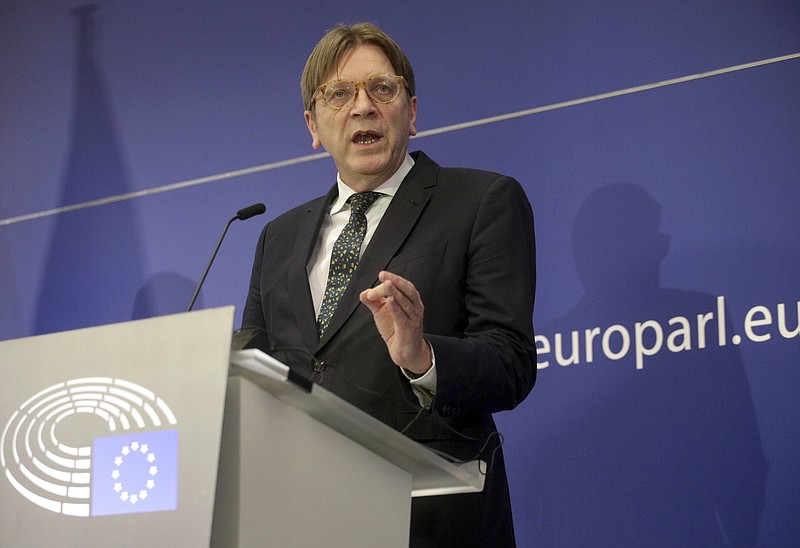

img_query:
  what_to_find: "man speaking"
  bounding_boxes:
[242,22,537,547]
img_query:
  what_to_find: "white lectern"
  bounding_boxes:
[0,308,483,548]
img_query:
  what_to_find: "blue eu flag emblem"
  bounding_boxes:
[91,430,178,516]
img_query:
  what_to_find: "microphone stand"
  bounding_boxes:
[186,203,266,312]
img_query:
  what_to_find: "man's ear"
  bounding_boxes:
[408,96,418,137]
[304,110,322,149]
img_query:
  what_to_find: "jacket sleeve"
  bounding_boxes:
[425,175,537,417]
[241,222,269,330]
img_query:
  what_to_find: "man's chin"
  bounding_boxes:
[340,159,397,189]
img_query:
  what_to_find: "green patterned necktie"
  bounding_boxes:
[317,191,381,338]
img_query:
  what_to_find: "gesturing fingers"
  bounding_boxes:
[360,271,431,375]
[378,271,424,320]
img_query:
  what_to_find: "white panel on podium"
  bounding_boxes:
[0,307,234,548]
[212,376,413,547]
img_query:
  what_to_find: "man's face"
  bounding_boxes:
[304,44,417,192]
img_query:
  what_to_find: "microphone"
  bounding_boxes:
[186,203,266,312]
[236,202,266,220]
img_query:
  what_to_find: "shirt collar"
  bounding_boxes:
[330,154,415,215]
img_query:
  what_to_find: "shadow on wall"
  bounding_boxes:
[0,229,24,340]
[511,183,768,547]
[34,5,145,336]
[132,272,200,320]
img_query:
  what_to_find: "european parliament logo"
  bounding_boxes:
[92,430,178,515]
[0,377,179,517]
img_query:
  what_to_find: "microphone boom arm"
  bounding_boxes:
[186,203,266,312]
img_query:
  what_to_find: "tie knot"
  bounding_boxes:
[348,192,381,215]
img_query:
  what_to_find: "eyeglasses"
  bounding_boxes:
[313,74,408,110]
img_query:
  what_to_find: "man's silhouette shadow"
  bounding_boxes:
[132,272,200,320]
[514,183,767,547]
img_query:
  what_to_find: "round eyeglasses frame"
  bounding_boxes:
[312,74,408,111]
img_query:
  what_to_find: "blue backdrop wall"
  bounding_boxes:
[2,1,798,545]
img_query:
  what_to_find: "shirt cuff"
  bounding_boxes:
[403,340,437,408]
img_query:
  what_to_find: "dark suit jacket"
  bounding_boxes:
[243,150,536,547]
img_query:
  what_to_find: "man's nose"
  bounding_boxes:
[350,86,377,116]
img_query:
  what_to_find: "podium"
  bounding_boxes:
[0,308,483,547]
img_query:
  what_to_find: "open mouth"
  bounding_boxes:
[352,131,381,145]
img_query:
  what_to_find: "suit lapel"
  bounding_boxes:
[317,153,439,348]
[289,187,337,352]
